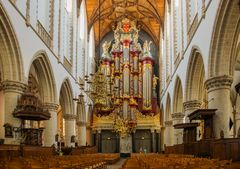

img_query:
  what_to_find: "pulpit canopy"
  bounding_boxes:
[188,109,217,121]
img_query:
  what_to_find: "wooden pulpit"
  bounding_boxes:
[174,123,199,144]
[188,109,217,139]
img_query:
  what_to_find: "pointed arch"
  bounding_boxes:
[59,78,74,115]
[173,76,183,113]
[185,47,206,102]
[165,93,172,121]
[0,3,24,82]
[28,51,57,103]
[208,0,240,77]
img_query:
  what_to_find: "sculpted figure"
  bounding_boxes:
[102,41,111,58]
[153,75,158,89]
[143,40,152,57]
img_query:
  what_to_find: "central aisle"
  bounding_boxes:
[107,158,126,169]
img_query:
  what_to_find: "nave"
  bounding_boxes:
[0,0,240,169]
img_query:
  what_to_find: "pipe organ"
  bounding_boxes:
[96,18,156,117]
[91,18,160,153]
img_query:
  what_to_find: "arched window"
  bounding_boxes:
[88,27,95,74]
[174,0,182,58]
[79,2,87,78]
[37,0,50,32]
[165,3,172,81]
[64,0,73,62]
[79,3,86,40]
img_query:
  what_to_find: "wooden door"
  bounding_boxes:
[101,130,119,153]
[134,129,151,153]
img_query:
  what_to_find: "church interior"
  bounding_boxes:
[0,0,240,168]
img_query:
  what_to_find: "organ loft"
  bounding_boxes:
[89,18,160,154]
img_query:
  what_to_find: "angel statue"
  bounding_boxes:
[101,41,111,59]
[143,40,152,57]
[153,75,159,89]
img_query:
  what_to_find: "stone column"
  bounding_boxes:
[172,112,184,145]
[183,100,202,122]
[64,114,77,147]
[96,130,102,153]
[156,129,161,153]
[132,130,136,153]
[43,103,58,146]
[150,129,156,152]
[205,75,233,138]
[183,100,202,140]
[0,81,26,144]
[164,120,173,146]
[76,121,86,146]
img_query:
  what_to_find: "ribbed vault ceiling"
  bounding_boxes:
[84,0,165,46]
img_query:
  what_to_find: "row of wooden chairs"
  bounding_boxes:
[0,154,120,169]
[123,154,232,169]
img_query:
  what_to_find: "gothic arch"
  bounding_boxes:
[165,93,172,121]
[0,3,24,82]
[209,0,240,77]
[185,47,206,102]
[28,51,57,103]
[59,78,74,115]
[173,76,183,113]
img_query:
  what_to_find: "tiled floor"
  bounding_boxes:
[107,158,126,169]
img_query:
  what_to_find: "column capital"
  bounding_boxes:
[63,114,77,120]
[205,75,233,92]
[0,80,27,94]
[43,103,58,112]
[164,120,173,127]
[172,112,185,119]
[76,121,87,126]
[183,100,201,111]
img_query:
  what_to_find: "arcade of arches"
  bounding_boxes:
[0,0,240,168]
